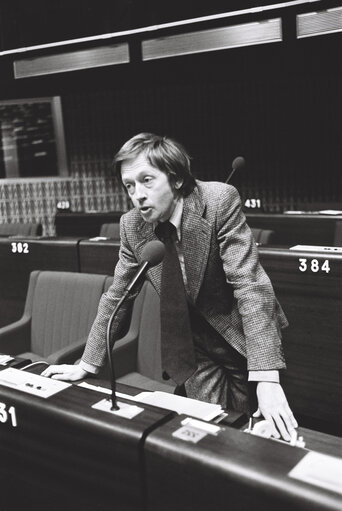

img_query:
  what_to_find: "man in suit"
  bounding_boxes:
[43,133,297,441]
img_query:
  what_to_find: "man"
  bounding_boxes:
[43,133,297,441]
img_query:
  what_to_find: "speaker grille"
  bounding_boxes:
[142,18,282,61]
[297,7,342,38]
[14,43,130,78]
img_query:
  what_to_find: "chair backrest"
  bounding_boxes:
[133,281,164,382]
[0,222,42,236]
[26,270,108,357]
[251,227,274,245]
[99,223,120,239]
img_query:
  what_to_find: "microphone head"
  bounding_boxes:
[141,240,165,267]
[232,156,245,171]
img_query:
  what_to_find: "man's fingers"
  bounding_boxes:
[262,413,281,439]
[252,408,262,418]
[51,373,72,381]
[284,402,298,429]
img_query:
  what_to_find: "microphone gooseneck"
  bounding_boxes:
[106,240,165,410]
[225,156,246,184]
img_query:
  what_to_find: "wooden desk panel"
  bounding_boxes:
[145,415,342,511]
[0,377,173,511]
[246,213,342,246]
[258,247,342,432]
[0,237,81,327]
[55,211,123,237]
[79,239,120,275]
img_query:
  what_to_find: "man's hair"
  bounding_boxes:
[113,133,196,197]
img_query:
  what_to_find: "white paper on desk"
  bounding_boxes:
[134,391,223,421]
[289,245,342,253]
[289,451,342,495]
[0,367,71,398]
[318,209,342,215]
[77,383,223,421]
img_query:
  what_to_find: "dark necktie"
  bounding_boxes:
[155,221,197,385]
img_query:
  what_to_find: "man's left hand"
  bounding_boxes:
[254,381,298,442]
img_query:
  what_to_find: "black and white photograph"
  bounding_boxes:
[0,1,341,510]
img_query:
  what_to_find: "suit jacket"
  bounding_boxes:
[82,181,288,371]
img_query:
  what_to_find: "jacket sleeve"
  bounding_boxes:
[216,185,288,371]
[81,214,141,369]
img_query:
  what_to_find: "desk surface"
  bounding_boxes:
[145,415,342,511]
[0,372,173,511]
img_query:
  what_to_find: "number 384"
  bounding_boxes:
[298,258,330,273]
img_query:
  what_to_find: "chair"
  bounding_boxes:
[111,280,175,393]
[0,270,109,364]
[251,227,275,245]
[0,222,42,236]
[99,223,120,239]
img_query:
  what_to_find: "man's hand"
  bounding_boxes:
[254,381,298,442]
[41,364,88,382]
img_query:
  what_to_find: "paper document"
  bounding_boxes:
[318,210,342,215]
[134,391,223,421]
[0,367,71,398]
[289,451,342,494]
[77,382,223,421]
[289,245,342,253]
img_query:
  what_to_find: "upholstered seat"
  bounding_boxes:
[251,227,275,245]
[0,222,42,236]
[112,280,175,394]
[99,223,120,239]
[0,270,109,364]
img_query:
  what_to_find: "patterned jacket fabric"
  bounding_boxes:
[82,181,288,371]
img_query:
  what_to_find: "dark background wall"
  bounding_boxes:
[0,1,341,233]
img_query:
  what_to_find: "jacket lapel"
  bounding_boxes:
[133,186,212,301]
[181,188,211,303]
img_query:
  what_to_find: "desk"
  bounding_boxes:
[0,373,173,511]
[144,415,342,511]
[246,213,342,246]
[79,239,120,275]
[258,246,342,433]
[0,237,81,327]
[55,211,123,237]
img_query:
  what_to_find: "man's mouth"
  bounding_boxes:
[139,206,152,213]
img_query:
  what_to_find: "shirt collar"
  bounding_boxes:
[153,196,183,241]
[168,196,183,240]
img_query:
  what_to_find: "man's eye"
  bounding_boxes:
[144,176,153,184]
[125,183,134,193]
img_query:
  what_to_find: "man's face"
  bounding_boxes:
[121,153,182,223]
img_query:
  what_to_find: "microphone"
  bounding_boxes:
[123,240,165,297]
[225,156,245,184]
[106,240,165,410]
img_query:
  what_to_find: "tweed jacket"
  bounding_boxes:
[82,180,288,372]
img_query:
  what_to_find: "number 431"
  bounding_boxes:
[299,258,330,273]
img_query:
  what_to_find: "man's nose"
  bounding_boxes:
[134,182,147,201]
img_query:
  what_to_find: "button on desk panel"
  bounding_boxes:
[144,415,342,511]
[0,237,81,327]
[0,375,173,511]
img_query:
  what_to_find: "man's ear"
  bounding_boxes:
[174,178,184,190]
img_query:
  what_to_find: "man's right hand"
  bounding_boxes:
[41,364,88,381]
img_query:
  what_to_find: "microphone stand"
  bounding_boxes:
[225,167,236,184]
[106,293,127,410]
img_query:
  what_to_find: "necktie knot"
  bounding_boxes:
[155,221,177,244]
